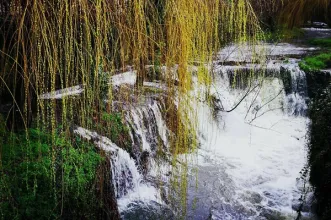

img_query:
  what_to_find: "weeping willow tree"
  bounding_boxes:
[268,0,331,28]
[250,0,285,31]
[278,0,330,27]
[0,0,262,218]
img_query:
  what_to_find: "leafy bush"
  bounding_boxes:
[0,128,104,219]
[299,53,331,72]
[308,86,331,219]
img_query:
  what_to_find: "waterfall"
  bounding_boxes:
[37,41,316,219]
[73,127,142,199]
[77,43,313,219]
[282,60,309,116]
[117,99,172,212]
[183,54,310,219]
[126,101,169,154]
[74,96,171,213]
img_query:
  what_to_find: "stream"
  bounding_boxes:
[71,28,331,219]
[119,43,315,219]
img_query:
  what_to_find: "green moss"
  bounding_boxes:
[102,113,127,140]
[299,53,331,72]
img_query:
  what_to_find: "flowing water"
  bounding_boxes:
[185,58,310,219]
[70,41,318,219]
[118,43,316,219]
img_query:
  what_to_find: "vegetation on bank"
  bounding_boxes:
[308,86,331,220]
[0,122,110,219]
[299,53,331,72]
[299,37,331,220]
[264,27,305,42]
[298,38,331,72]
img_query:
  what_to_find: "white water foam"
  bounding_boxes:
[185,63,309,219]
[73,127,162,212]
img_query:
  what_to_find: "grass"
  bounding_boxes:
[299,37,331,72]
[299,53,331,72]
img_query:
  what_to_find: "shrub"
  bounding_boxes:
[101,112,132,151]
[0,128,104,219]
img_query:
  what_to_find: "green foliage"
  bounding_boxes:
[308,86,331,220]
[101,112,132,153]
[299,53,331,72]
[308,38,331,48]
[283,58,290,64]
[0,129,103,219]
[102,113,128,141]
[97,63,111,100]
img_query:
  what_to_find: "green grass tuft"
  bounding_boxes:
[299,53,331,72]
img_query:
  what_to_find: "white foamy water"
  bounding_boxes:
[73,127,163,212]
[185,61,309,219]
[110,70,137,86]
[113,43,312,219]
[118,101,172,212]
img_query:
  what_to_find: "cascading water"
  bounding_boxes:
[116,98,174,217]
[182,47,312,219]
[73,127,144,199]
[282,60,309,116]
[74,95,173,216]
[126,101,169,154]
[64,42,314,219]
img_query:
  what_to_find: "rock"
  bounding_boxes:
[140,150,150,176]
[121,201,175,220]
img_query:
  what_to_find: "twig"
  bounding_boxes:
[244,80,263,119]
[224,83,260,113]
[248,89,284,123]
